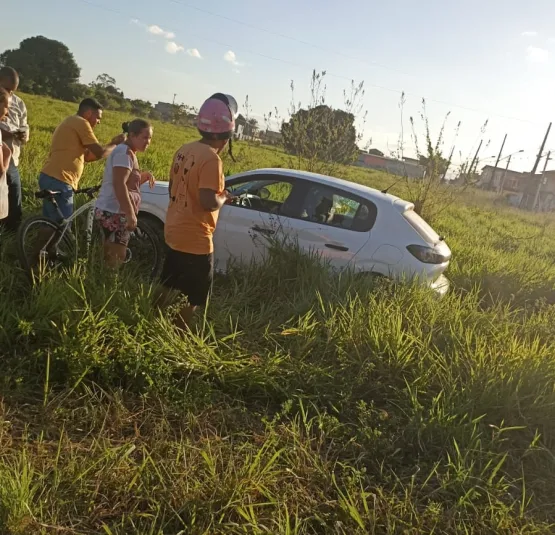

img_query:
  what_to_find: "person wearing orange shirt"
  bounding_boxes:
[160,93,238,330]
[39,98,126,222]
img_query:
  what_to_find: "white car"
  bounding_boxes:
[139,168,451,296]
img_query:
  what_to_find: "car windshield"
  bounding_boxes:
[403,208,440,244]
[228,180,279,196]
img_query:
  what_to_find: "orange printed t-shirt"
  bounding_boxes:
[164,141,225,255]
[41,115,99,190]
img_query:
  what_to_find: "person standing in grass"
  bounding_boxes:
[94,119,155,268]
[0,67,29,232]
[0,87,13,221]
[39,98,126,223]
[159,93,238,330]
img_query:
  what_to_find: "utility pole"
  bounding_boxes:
[487,133,507,190]
[442,145,455,181]
[498,155,512,195]
[467,139,483,182]
[521,122,551,208]
[533,151,551,212]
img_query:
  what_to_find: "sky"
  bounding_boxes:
[3,0,555,173]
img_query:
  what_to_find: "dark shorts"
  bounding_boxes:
[94,208,131,246]
[39,173,74,223]
[160,247,214,307]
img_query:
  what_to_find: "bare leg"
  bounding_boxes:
[155,285,196,332]
[103,241,127,269]
[174,304,197,331]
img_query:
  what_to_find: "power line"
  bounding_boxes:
[75,0,543,125]
[167,0,415,78]
[164,0,544,125]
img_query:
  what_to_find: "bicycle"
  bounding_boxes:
[17,185,163,280]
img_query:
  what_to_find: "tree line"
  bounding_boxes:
[1,37,364,165]
[0,36,196,125]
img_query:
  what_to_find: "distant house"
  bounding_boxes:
[478,165,554,210]
[260,130,282,145]
[368,148,385,157]
[403,156,421,166]
[235,114,247,136]
[154,102,174,121]
[234,114,261,139]
[356,152,426,179]
[479,165,525,192]
[529,170,555,211]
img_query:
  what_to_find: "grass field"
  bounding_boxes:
[2,93,555,533]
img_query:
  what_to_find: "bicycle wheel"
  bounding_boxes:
[126,218,163,281]
[17,216,75,279]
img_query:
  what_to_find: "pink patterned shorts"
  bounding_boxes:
[94,209,131,246]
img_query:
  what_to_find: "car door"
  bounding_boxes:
[214,174,303,271]
[284,181,378,271]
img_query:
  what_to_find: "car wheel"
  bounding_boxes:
[138,212,165,244]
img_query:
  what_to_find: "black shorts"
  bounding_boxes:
[160,247,214,307]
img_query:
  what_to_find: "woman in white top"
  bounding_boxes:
[95,119,155,268]
[0,88,13,220]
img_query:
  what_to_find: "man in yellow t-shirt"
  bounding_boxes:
[39,98,126,222]
[160,93,238,330]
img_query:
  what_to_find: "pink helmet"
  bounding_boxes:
[197,93,238,140]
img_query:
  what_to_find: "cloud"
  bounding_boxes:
[526,45,549,63]
[165,41,184,54]
[521,31,538,37]
[130,18,140,25]
[148,25,175,40]
[224,50,241,66]
[187,48,202,59]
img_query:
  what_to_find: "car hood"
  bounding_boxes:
[141,180,170,196]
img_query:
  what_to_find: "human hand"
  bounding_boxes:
[224,190,236,204]
[111,133,127,145]
[125,212,138,231]
[15,131,26,142]
[141,171,156,188]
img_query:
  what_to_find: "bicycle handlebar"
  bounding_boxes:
[35,185,101,200]
[74,185,101,195]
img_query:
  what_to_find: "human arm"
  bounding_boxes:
[140,171,156,188]
[198,158,227,212]
[0,100,30,143]
[77,119,126,162]
[0,128,13,141]
[84,133,127,162]
[199,189,229,211]
[0,143,12,174]
[112,166,137,230]
[16,102,29,144]
[111,148,137,230]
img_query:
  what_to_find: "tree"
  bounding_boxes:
[418,154,449,176]
[278,70,366,173]
[129,99,153,117]
[281,105,359,167]
[94,73,117,89]
[0,36,80,99]
[170,103,197,126]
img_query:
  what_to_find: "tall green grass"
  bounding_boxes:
[1,94,555,533]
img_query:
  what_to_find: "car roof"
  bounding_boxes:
[228,168,410,208]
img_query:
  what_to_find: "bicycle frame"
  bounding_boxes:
[44,197,96,254]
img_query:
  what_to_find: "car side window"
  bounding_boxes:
[300,185,377,232]
[227,179,296,215]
